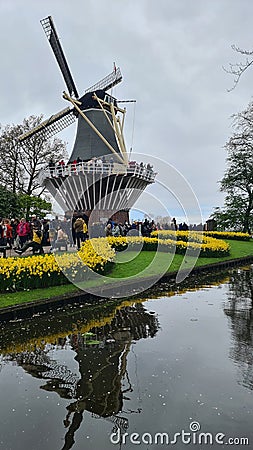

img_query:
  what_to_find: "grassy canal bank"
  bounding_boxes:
[0,239,252,309]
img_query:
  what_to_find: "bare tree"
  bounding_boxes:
[0,123,25,193]
[0,115,68,196]
[224,45,253,91]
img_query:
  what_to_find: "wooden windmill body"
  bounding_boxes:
[19,16,156,223]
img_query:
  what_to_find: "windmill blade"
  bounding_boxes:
[85,67,122,93]
[40,16,79,99]
[18,107,76,143]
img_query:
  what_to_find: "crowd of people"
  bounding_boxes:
[0,215,47,256]
[47,157,155,179]
[49,156,114,177]
[104,218,157,238]
[0,215,158,256]
[0,214,203,258]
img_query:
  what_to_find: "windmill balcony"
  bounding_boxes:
[40,161,156,184]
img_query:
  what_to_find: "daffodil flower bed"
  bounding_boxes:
[203,231,251,241]
[0,235,230,293]
[107,235,230,257]
[0,238,115,292]
[151,230,203,242]
[151,229,251,242]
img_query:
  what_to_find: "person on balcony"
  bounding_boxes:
[96,158,103,172]
[49,159,55,176]
[71,159,77,174]
[57,160,65,176]
[109,156,114,172]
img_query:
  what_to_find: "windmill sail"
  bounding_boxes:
[40,16,79,98]
[85,67,122,93]
[18,107,76,143]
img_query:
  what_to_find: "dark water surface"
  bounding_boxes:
[0,266,252,449]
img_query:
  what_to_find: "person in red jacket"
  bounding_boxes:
[16,218,30,248]
[1,218,12,248]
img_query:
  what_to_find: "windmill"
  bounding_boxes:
[19,16,156,223]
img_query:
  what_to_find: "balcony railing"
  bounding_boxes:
[40,161,156,184]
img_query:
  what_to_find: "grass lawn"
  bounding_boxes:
[0,283,79,308]
[109,239,253,278]
[0,239,252,308]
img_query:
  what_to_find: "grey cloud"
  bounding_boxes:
[0,0,252,221]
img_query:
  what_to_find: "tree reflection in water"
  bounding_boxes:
[224,266,253,390]
[4,303,159,450]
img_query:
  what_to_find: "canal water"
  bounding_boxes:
[0,266,252,450]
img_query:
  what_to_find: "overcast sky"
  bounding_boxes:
[1,0,253,222]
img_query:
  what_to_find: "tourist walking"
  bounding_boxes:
[73,216,85,249]
[105,222,112,237]
[112,223,121,237]
[16,218,30,248]
[1,219,13,249]
[31,214,42,230]
[83,220,88,241]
